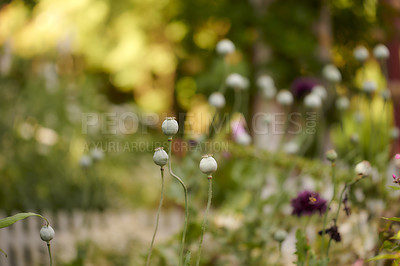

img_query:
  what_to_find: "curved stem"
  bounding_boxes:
[168,138,189,266]
[146,168,165,266]
[325,179,359,256]
[196,178,213,266]
[47,243,53,266]
[320,162,336,258]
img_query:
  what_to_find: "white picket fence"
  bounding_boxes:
[0,210,183,266]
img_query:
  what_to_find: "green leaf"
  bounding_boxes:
[183,251,191,266]
[367,254,400,262]
[0,213,48,229]
[389,186,400,191]
[382,217,400,222]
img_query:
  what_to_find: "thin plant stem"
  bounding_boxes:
[320,162,336,258]
[168,138,189,266]
[47,243,53,266]
[196,177,213,266]
[326,179,359,256]
[233,87,241,114]
[146,168,165,266]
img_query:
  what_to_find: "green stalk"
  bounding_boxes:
[196,177,213,266]
[233,87,241,114]
[47,243,53,266]
[320,162,336,258]
[146,168,165,266]
[168,138,189,266]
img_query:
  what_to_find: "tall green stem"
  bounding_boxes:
[47,243,53,266]
[196,178,213,266]
[320,162,336,258]
[233,88,241,114]
[146,168,165,266]
[168,138,189,266]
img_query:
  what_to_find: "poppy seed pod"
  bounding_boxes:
[373,44,389,60]
[200,154,218,176]
[312,85,327,100]
[322,64,342,83]
[153,147,169,167]
[273,230,288,242]
[162,117,179,136]
[209,92,226,109]
[226,73,249,90]
[304,93,322,109]
[336,96,350,111]
[326,149,338,162]
[353,46,369,62]
[276,90,293,106]
[362,80,377,94]
[355,160,372,178]
[216,39,235,55]
[40,225,55,242]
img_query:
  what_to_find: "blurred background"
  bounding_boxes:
[1,0,400,265]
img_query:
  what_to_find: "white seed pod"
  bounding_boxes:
[199,154,218,175]
[353,46,369,62]
[257,75,277,99]
[40,225,55,242]
[153,147,169,167]
[276,90,293,106]
[283,141,299,155]
[335,96,350,111]
[373,44,390,60]
[273,230,288,242]
[91,148,104,161]
[257,75,274,90]
[209,92,226,109]
[326,149,338,162]
[216,39,235,55]
[311,85,327,100]
[235,132,252,146]
[355,160,372,177]
[79,155,92,168]
[162,117,179,136]
[226,73,249,90]
[362,80,377,94]
[391,127,400,139]
[381,89,391,101]
[304,93,322,109]
[322,64,342,83]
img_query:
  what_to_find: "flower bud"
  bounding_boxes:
[355,160,372,178]
[326,149,338,162]
[276,90,293,106]
[91,148,104,161]
[257,75,276,99]
[199,154,218,176]
[304,93,322,109]
[273,229,288,242]
[216,39,235,55]
[335,96,350,111]
[373,44,389,60]
[353,46,369,62]
[162,117,179,136]
[283,141,299,155]
[322,64,341,83]
[40,225,55,242]
[209,92,226,109]
[153,147,168,167]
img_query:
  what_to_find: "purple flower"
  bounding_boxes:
[291,77,319,98]
[291,190,327,216]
